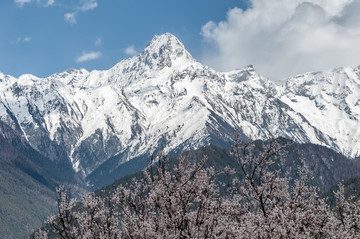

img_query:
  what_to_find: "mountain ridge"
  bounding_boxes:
[0,33,359,187]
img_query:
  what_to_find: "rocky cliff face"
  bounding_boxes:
[0,33,359,186]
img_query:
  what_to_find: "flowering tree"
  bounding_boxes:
[333,183,360,238]
[113,154,231,238]
[33,139,360,238]
[229,139,335,238]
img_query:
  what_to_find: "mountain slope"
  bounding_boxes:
[0,33,359,188]
[106,138,360,197]
[0,120,82,238]
[0,134,55,239]
[278,66,360,157]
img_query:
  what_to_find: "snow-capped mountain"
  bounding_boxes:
[0,33,359,186]
[278,67,360,158]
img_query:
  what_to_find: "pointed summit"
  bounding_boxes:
[140,33,194,69]
[145,33,186,53]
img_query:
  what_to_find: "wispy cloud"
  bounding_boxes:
[11,36,32,44]
[63,0,98,24]
[80,0,98,11]
[124,45,137,56]
[15,0,55,7]
[76,51,101,62]
[14,0,97,24]
[22,37,32,42]
[14,0,32,7]
[95,38,102,46]
[201,0,360,80]
[64,12,77,24]
[44,0,55,6]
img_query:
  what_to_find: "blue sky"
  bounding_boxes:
[1,0,360,80]
[0,0,247,78]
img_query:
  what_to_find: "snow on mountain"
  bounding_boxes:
[278,66,360,157]
[0,33,359,185]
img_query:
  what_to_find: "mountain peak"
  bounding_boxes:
[140,33,194,67]
[147,33,185,52]
[18,73,39,82]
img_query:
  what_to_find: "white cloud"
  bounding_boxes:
[14,0,96,24]
[15,0,54,7]
[124,45,137,56]
[22,37,32,42]
[201,0,360,80]
[45,0,54,6]
[95,38,102,46]
[35,0,54,6]
[63,1,98,24]
[80,0,98,11]
[76,51,101,62]
[14,0,32,7]
[11,36,32,44]
[64,12,77,24]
